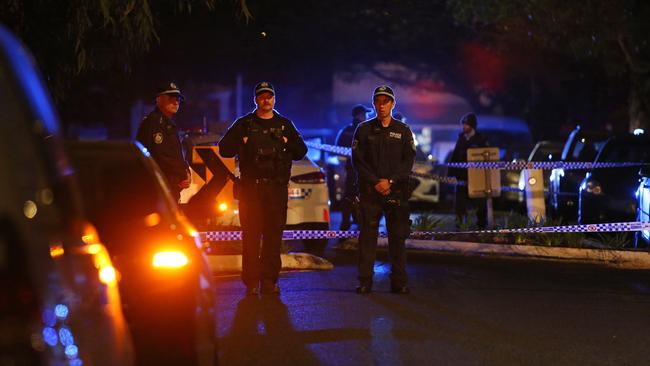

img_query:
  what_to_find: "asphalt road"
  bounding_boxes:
[213,247,650,366]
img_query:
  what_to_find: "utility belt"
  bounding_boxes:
[240,176,287,186]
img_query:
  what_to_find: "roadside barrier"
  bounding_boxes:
[200,221,650,242]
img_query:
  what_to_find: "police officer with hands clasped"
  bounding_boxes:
[136,82,191,202]
[219,82,307,296]
[352,86,416,294]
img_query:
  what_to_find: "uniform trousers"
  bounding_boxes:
[239,180,288,287]
[358,188,410,287]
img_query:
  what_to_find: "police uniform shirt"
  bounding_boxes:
[136,108,189,185]
[218,111,307,182]
[351,117,416,186]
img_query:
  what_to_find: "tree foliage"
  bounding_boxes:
[448,0,650,129]
[0,0,250,100]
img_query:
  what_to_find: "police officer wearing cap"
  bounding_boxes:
[448,112,489,229]
[219,82,307,296]
[136,82,190,202]
[335,104,371,232]
[352,85,416,294]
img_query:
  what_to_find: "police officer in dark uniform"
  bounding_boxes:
[352,86,416,294]
[335,104,371,232]
[136,82,190,202]
[219,82,307,296]
[448,112,490,229]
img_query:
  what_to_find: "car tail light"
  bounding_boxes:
[291,171,325,184]
[323,208,329,223]
[152,251,189,269]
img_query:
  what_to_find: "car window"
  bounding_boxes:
[72,151,164,226]
[600,142,650,163]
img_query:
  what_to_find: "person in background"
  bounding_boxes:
[136,82,190,202]
[218,82,307,296]
[335,104,371,232]
[448,112,489,229]
[352,86,415,294]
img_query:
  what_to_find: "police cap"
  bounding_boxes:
[351,104,371,116]
[157,82,185,101]
[255,81,275,96]
[373,85,395,101]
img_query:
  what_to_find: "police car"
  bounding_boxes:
[181,140,330,233]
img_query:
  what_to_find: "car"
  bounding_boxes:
[635,165,650,247]
[578,133,650,225]
[549,126,610,222]
[0,25,134,365]
[66,140,218,365]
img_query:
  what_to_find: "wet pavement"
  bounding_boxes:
[213,247,650,365]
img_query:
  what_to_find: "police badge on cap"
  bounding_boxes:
[157,82,185,101]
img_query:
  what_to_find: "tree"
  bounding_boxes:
[448,0,650,131]
[0,0,250,100]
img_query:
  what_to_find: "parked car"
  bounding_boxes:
[66,140,218,366]
[578,133,650,225]
[0,25,134,365]
[636,165,650,247]
[549,126,610,222]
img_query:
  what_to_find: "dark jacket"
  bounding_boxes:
[335,120,362,173]
[351,117,415,189]
[136,108,189,187]
[448,131,490,180]
[218,111,307,183]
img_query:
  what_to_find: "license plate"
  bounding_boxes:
[288,188,303,199]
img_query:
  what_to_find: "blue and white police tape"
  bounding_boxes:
[305,141,646,171]
[306,141,352,157]
[443,161,646,170]
[199,221,650,242]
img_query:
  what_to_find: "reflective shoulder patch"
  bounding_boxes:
[154,132,164,144]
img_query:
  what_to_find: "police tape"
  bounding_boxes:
[443,161,646,170]
[306,141,352,157]
[305,141,646,170]
[199,221,650,241]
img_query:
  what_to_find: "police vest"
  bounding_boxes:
[241,117,291,181]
